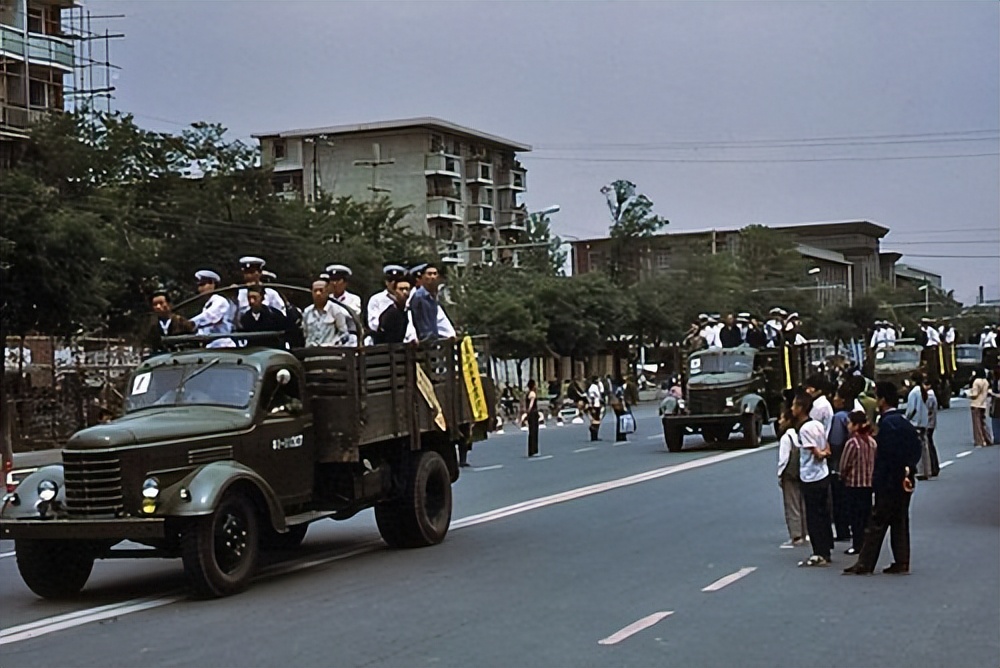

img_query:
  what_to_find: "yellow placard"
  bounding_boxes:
[460,336,490,423]
[415,364,447,431]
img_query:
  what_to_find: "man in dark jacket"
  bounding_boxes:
[844,381,922,575]
[719,313,743,348]
[239,285,287,336]
[147,289,194,353]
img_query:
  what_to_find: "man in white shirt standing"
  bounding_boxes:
[980,325,998,349]
[366,265,407,337]
[302,279,349,347]
[765,307,787,348]
[586,376,604,442]
[870,320,887,349]
[325,264,362,346]
[791,391,833,567]
[189,270,236,348]
[804,374,834,435]
[700,316,722,349]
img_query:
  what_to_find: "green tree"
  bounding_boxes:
[601,180,669,285]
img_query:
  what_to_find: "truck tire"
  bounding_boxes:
[15,539,95,599]
[181,492,259,598]
[663,422,684,453]
[260,523,308,551]
[938,383,951,409]
[375,450,452,549]
[744,411,764,449]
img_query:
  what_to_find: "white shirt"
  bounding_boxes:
[796,419,830,483]
[870,327,886,349]
[940,326,956,344]
[777,427,797,478]
[331,290,362,346]
[237,287,286,316]
[587,382,603,408]
[886,327,897,344]
[764,319,783,347]
[700,325,721,349]
[923,325,941,347]
[437,304,456,338]
[366,290,394,332]
[190,293,236,348]
[302,302,349,347]
[809,394,834,436]
[981,331,997,348]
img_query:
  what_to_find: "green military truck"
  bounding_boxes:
[872,342,951,408]
[661,343,816,453]
[1,325,495,599]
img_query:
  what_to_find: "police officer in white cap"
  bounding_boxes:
[367,265,407,338]
[700,315,722,349]
[189,270,236,348]
[765,307,787,347]
[325,264,362,346]
[921,317,941,348]
[237,256,286,316]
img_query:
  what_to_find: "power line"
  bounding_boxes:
[537,136,999,153]
[900,253,1000,258]
[528,153,999,164]
[888,240,999,245]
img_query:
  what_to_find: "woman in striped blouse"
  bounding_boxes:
[839,411,878,556]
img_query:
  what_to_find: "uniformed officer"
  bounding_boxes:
[784,312,807,345]
[765,307,787,347]
[939,318,956,345]
[870,320,887,349]
[736,312,751,343]
[980,324,997,349]
[921,317,941,348]
[189,270,236,348]
[325,264,363,346]
[885,320,898,345]
[700,315,721,349]
[236,256,286,316]
[367,265,407,338]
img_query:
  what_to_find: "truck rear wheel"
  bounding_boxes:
[663,421,684,453]
[16,539,95,599]
[744,411,764,449]
[375,450,452,548]
[181,492,260,598]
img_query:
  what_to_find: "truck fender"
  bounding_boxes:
[739,394,768,421]
[1,465,65,521]
[157,461,286,532]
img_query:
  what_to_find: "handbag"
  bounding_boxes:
[618,411,637,434]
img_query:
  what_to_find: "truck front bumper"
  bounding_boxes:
[662,413,748,433]
[0,517,166,541]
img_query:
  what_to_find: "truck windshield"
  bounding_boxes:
[690,353,754,375]
[956,347,981,362]
[125,365,257,412]
[874,349,921,365]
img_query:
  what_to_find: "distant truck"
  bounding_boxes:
[660,343,816,453]
[871,342,951,408]
[1,316,495,598]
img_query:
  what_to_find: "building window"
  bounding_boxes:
[479,163,492,181]
[588,251,604,270]
[484,188,494,206]
[656,252,670,270]
[445,157,459,174]
[27,6,43,33]
[273,140,286,160]
[429,133,444,153]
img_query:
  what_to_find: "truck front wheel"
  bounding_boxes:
[16,539,95,599]
[181,492,260,598]
[663,421,684,453]
[375,451,452,548]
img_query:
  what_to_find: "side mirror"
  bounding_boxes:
[276,369,292,385]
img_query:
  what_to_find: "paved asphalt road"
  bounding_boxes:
[1,398,997,667]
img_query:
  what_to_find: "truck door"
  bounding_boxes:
[253,368,315,505]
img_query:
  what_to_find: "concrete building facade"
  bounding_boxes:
[254,117,531,267]
[0,0,75,168]
[569,220,901,307]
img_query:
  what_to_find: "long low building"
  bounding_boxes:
[568,219,924,306]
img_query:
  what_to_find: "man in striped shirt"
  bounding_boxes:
[839,411,877,556]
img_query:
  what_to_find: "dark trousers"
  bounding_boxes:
[830,472,852,541]
[527,410,539,457]
[856,490,912,570]
[801,477,834,560]
[927,429,940,476]
[844,486,873,552]
[614,408,627,442]
[589,408,601,441]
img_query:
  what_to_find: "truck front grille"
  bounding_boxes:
[63,451,123,517]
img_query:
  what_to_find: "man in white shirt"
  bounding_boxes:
[980,325,997,349]
[922,317,941,348]
[765,307,787,348]
[325,264,362,346]
[870,321,887,349]
[792,390,833,566]
[804,374,834,435]
[236,256,286,316]
[700,316,722,349]
[586,376,604,442]
[302,280,349,347]
[366,265,406,337]
[189,270,236,348]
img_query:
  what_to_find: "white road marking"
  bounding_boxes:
[472,464,503,472]
[598,611,674,645]
[2,444,774,646]
[956,450,973,458]
[647,435,662,440]
[701,567,757,592]
[527,455,553,461]
[613,441,630,447]
[940,460,954,469]
[0,550,15,559]
[573,447,597,453]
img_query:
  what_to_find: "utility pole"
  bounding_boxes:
[353,143,395,198]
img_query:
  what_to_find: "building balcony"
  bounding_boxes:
[0,25,74,71]
[497,208,527,233]
[424,152,461,178]
[427,196,462,221]
[440,241,468,266]
[497,169,526,191]
[465,160,493,185]
[0,102,50,134]
[466,204,494,226]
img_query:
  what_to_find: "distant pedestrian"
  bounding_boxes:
[923,380,941,477]
[969,368,992,446]
[839,411,877,556]
[587,376,604,442]
[903,371,932,480]
[989,367,1000,444]
[776,409,807,548]
[526,379,540,457]
[828,389,853,543]
[612,380,631,443]
[791,391,834,568]
[843,381,922,576]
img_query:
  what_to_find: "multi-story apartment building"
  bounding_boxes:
[254,117,531,266]
[0,0,75,168]
[569,220,906,307]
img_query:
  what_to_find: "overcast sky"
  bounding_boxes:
[88,0,999,304]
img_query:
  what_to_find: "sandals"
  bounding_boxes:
[798,555,831,567]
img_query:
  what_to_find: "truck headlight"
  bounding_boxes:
[37,479,58,502]
[141,477,160,499]
[725,397,735,408]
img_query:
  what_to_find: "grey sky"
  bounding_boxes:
[90,0,999,303]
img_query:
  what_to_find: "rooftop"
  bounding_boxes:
[253,116,531,152]
[567,219,890,245]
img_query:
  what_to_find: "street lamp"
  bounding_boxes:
[533,204,561,217]
[918,283,930,313]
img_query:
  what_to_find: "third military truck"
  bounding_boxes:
[1,287,495,599]
[660,343,816,452]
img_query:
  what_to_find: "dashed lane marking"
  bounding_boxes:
[702,567,757,592]
[956,450,973,458]
[471,465,503,472]
[527,455,553,461]
[573,447,597,453]
[940,460,954,469]
[599,611,674,645]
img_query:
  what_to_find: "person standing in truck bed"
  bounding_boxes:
[302,279,349,347]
